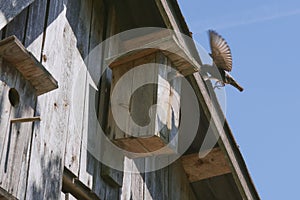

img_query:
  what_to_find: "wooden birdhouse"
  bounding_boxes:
[106,30,200,158]
[0,36,58,132]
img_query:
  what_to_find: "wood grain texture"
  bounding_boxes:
[155,0,257,198]
[144,157,168,200]
[0,0,34,32]
[168,160,197,200]
[130,158,145,200]
[181,147,231,182]
[108,30,199,75]
[0,36,58,95]
[24,0,48,58]
[25,1,67,199]
[0,186,17,200]
[64,0,92,177]
[77,0,107,193]
[0,10,37,200]
[190,73,257,199]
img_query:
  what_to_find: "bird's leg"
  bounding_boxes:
[213,81,225,90]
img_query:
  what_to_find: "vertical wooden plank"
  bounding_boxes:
[4,7,28,42]
[0,60,16,170]
[108,61,134,139]
[60,192,66,200]
[120,157,132,200]
[25,1,68,199]
[77,0,104,190]
[24,0,48,58]
[155,52,171,143]
[130,53,157,138]
[0,0,34,30]
[144,156,169,200]
[168,160,197,200]
[0,62,18,189]
[64,0,92,176]
[17,1,49,198]
[131,158,145,200]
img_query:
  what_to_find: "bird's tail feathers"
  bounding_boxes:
[226,74,244,92]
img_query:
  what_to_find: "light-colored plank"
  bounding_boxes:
[25,1,70,199]
[64,0,92,177]
[130,158,145,200]
[108,61,134,140]
[0,60,16,167]
[0,61,18,194]
[181,147,231,182]
[120,157,132,200]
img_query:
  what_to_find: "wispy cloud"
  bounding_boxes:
[191,4,300,33]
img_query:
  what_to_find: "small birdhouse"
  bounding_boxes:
[0,36,58,129]
[106,30,199,158]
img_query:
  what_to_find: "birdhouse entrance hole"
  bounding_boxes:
[8,88,20,107]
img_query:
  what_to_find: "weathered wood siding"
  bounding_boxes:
[0,0,197,199]
[0,0,35,30]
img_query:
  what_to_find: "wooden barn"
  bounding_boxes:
[0,0,259,199]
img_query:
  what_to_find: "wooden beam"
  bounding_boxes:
[181,148,231,182]
[0,36,58,95]
[62,168,100,200]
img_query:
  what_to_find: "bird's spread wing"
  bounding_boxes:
[209,30,232,72]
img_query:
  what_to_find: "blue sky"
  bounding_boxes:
[177,0,300,199]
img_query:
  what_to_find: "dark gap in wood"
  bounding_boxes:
[97,0,110,133]
[40,0,51,62]
[87,0,94,56]
[22,8,31,44]
[4,123,13,173]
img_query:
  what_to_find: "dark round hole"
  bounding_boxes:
[8,88,20,107]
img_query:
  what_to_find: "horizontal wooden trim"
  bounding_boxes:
[181,147,231,182]
[10,116,41,123]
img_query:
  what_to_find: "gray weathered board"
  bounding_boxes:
[0,0,35,30]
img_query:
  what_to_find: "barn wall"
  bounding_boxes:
[0,0,197,199]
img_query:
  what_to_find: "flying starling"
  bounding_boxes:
[201,30,244,92]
